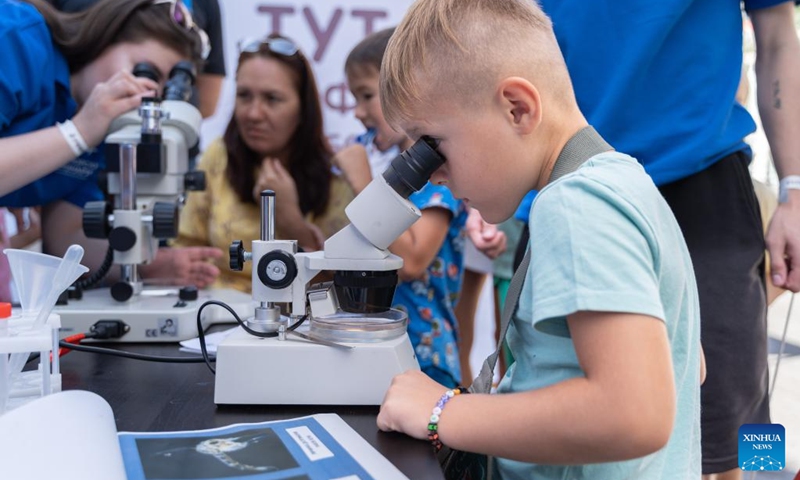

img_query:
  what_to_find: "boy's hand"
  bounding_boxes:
[141,246,223,288]
[377,370,449,440]
[466,208,507,259]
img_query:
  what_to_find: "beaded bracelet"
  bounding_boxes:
[427,386,469,452]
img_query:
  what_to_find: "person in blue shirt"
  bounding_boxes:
[530,2,800,478]
[377,1,703,478]
[0,0,222,287]
[48,0,226,119]
[345,28,469,387]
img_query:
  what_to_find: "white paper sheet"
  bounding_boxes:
[0,390,127,480]
[179,326,237,354]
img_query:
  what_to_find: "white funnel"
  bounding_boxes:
[3,246,88,393]
[4,248,88,316]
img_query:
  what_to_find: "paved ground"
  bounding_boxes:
[763,292,800,478]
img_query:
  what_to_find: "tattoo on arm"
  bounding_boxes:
[773,79,781,109]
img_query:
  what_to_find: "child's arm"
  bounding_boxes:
[389,207,452,281]
[378,311,676,464]
[332,144,372,195]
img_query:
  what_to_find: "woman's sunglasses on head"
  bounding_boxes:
[152,0,211,60]
[237,37,300,57]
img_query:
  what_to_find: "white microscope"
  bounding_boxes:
[55,62,251,342]
[214,138,445,405]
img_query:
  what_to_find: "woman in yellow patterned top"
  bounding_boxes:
[174,35,365,293]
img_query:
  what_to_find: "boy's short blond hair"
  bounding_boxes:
[381,0,575,126]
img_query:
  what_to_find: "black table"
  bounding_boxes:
[58,341,444,480]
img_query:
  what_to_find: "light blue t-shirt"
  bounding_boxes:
[497,152,701,479]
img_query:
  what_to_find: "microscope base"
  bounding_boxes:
[55,288,254,342]
[214,327,420,405]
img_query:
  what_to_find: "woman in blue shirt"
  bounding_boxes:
[0,0,221,286]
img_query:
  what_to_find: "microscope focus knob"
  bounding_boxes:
[83,201,112,239]
[229,240,246,271]
[257,251,297,290]
[109,227,137,252]
[184,170,206,191]
[153,202,179,239]
[179,285,199,301]
[111,282,134,302]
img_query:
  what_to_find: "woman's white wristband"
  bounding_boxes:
[779,175,800,204]
[56,119,90,157]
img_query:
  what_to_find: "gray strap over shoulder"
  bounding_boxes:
[468,126,612,394]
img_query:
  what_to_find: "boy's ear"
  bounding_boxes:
[498,77,542,135]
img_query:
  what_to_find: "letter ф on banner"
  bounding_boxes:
[738,424,786,471]
[325,82,356,114]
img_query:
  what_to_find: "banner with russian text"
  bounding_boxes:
[202,0,413,152]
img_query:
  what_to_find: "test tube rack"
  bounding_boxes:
[0,313,61,413]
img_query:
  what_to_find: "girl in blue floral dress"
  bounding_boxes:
[345,28,469,387]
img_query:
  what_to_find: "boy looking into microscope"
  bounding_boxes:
[376,0,703,477]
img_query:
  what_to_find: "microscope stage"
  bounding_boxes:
[55,287,254,342]
[214,327,420,405]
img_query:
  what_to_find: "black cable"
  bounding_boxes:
[196,300,308,375]
[54,300,308,371]
[196,300,226,374]
[27,332,99,365]
[58,340,213,363]
[74,244,114,290]
[287,313,307,332]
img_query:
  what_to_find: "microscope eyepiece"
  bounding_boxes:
[132,61,196,102]
[132,62,160,84]
[382,136,445,199]
[163,61,197,102]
